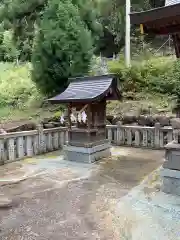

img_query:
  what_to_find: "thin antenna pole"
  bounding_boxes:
[125,0,131,67]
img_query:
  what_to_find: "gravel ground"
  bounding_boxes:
[0,147,165,240]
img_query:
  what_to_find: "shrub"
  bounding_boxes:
[31,0,93,96]
[109,57,175,94]
[52,111,62,121]
[0,63,41,108]
[164,59,180,96]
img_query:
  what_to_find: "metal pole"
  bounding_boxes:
[125,0,131,67]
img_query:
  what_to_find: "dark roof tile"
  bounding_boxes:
[48,75,121,103]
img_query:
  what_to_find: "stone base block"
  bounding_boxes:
[164,145,180,170]
[163,159,180,171]
[161,168,180,196]
[63,143,111,163]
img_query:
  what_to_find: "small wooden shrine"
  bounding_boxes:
[130,0,180,57]
[48,74,121,163]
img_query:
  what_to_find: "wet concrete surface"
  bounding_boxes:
[0,147,164,240]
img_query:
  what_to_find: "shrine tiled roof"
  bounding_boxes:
[48,75,121,103]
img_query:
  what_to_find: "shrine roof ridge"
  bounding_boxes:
[48,74,121,103]
[68,74,115,82]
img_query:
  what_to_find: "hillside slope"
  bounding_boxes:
[0,61,174,126]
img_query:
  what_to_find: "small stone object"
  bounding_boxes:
[116,121,122,126]
[53,122,62,127]
[112,116,122,125]
[171,118,180,129]
[155,122,161,128]
[138,115,154,126]
[43,117,51,124]
[155,115,170,127]
[44,123,54,129]
[122,114,136,125]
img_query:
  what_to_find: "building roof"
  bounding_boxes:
[130,3,180,35]
[48,75,121,104]
[130,0,180,57]
[148,0,179,7]
[130,0,180,35]
[165,0,180,6]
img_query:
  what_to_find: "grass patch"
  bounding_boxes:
[0,62,42,108]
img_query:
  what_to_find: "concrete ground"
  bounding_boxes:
[0,147,173,240]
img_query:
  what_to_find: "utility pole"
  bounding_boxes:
[125,0,131,67]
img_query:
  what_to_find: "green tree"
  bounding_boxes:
[32,0,93,95]
[0,0,46,61]
[95,0,152,56]
[0,0,158,60]
[99,0,151,43]
[0,0,100,61]
[2,30,19,61]
[72,0,102,43]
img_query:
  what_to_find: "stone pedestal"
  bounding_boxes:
[63,127,111,163]
[63,141,111,163]
[161,140,180,196]
[161,168,180,196]
[161,119,180,196]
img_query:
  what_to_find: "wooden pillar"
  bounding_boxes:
[104,100,107,126]
[172,34,180,58]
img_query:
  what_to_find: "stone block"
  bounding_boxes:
[163,140,180,196]
[63,143,111,163]
[171,118,180,129]
[163,159,180,171]
[155,115,170,127]
[163,149,180,170]
[138,115,154,127]
[160,168,180,179]
[162,176,180,196]
[122,114,137,125]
